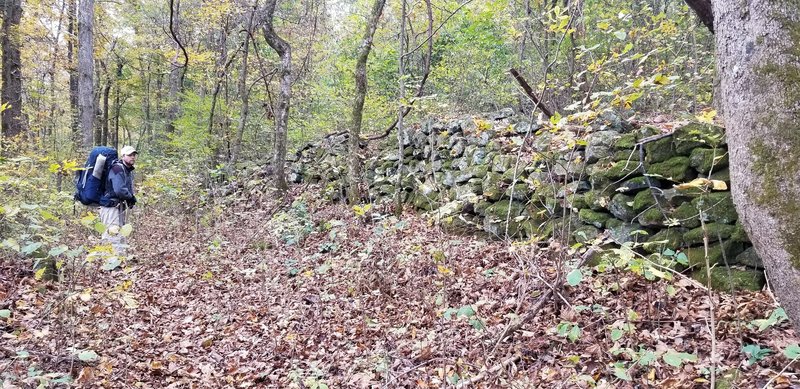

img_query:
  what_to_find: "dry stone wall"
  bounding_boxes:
[287,110,765,291]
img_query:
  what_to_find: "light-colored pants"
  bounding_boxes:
[99,206,128,254]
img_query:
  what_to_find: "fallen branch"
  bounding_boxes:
[455,353,521,388]
[508,68,554,119]
[491,239,605,352]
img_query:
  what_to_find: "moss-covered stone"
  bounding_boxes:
[440,214,484,236]
[673,122,726,154]
[504,183,531,201]
[692,192,738,224]
[619,176,660,193]
[615,133,639,150]
[638,208,668,226]
[485,200,526,220]
[579,208,612,228]
[683,240,744,268]
[644,136,676,163]
[483,217,523,238]
[691,267,766,292]
[632,189,658,212]
[491,154,515,172]
[412,192,440,211]
[573,225,601,244]
[608,193,637,222]
[683,223,738,245]
[710,167,731,183]
[690,148,729,174]
[734,247,763,269]
[672,202,700,228]
[470,164,489,179]
[608,222,648,244]
[642,228,686,254]
[482,173,504,201]
[567,193,589,210]
[647,156,693,182]
[590,159,641,181]
[583,190,611,210]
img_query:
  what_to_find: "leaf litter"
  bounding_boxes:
[1,185,799,388]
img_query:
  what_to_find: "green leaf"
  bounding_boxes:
[662,249,675,256]
[783,344,800,359]
[742,344,771,365]
[613,30,627,40]
[568,325,581,342]
[21,242,43,256]
[611,328,624,341]
[120,224,133,237]
[638,349,656,366]
[48,245,68,257]
[675,252,688,265]
[663,351,697,367]
[753,308,788,331]
[613,364,631,380]
[78,350,98,362]
[566,268,583,286]
[469,318,485,330]
[457,305,476,318]
[94,222,107,235]
[101,257,121,271]
[0,309,10,318]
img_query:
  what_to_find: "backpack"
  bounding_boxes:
[75,146,118,206]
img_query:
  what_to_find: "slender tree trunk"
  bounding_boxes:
[166,0,186,134]
[67,0,79,143]
[347,0,386,203]
[113,61,122,149]
[394,0,407,215]
[78,0,95,149]
[262,0,292,192]
[231,0,258,167]
[712,0,800,332]
[102,70,111,145]
[1,0,28,141]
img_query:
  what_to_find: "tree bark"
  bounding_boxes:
[347,0,386,203]
[78,0,95,148]
[232,1,258,167]
[262,0,292,192]
[166,0,186,134]
[67,0,79,142]
[684,0,713,33]
[712,0,800,332]
[1,0,28,141]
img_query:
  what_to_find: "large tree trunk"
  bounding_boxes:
[347,0,386,203]
[1,0,28,141]
[262,0,292,192]
[712,1,800,332]
[77,0,95,148]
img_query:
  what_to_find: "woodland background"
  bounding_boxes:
[4,0,800,387]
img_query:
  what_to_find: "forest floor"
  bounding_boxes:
[2,185,800,388]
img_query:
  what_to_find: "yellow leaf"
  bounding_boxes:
[674,178,712,190]
[34,268,46,280]
[695,109,717,124]
[202,271,213,280]
[437,265,452,276]
[711,180,728,190]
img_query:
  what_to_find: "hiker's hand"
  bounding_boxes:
[127,196,137,207]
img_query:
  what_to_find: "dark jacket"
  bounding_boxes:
[100,161,135,207]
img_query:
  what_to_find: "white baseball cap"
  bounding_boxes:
[120,146,138,156]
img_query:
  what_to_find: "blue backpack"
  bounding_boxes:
[75,146,118,206]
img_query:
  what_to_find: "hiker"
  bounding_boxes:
[99,145,138,252]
